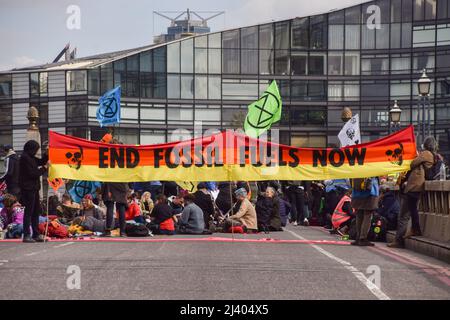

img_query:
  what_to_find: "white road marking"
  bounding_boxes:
[53,242,74,248]
[0,260,8,263]
[286,229,391,300]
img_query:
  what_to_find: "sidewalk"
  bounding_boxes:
[387,231,450,264]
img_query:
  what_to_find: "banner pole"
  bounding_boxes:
[229,181,234,242]
[44,181,50,242]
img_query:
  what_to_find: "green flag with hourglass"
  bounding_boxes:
[244,80,282,138]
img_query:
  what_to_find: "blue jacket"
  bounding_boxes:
[352,178,379,199]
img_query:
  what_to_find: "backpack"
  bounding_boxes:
[125,223,150,237]
[425,154,445,181]
[367,214,387,242]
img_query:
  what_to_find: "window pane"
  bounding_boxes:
[100,63,113,94]
[345,25,360,49]
[222,80,258,100]
[241,26,258,49]
[391,55,411,74]
[274,50,290,75]
[275,21,290,49]
[329,25,344,49]
[413,51,435,72]
[0,75,12,99]
[437,25,450,45]
[181,75,194,99]
[181,39,193,73]
[195,35,207,48]
[260,49,273,75]
[345,52,360,75]
[195,106,221,124]
[67,70,87,93]
[222,49,240,74]
[345,6,361,23]
[402,23,412,47]
[391,80,412,99]
[344,82,359,101]
[310,15,326,49]
[310,52,326,75]
[361,81,389,101]
[437,0,447,19]
[208,33,221,48]
[195,48,207,73]
[66,100,87,122]
[413,27,436,47]
[208,76,221,99]
[415,0,424,21]
[241,49,258,74]
[195,76,207,100]
[154,73,166,98]
[141,130,166,144]
[168,74,180,99]
[308,81,326,101]
[259,24,274,49]
[391,23,401,48]
[291,52,307,75]
[39,72,48,95]
[167,43,180,73]
[292,18,309,49]
[403,0,414,22]
[0,104,12,123]
[362,26,375,49]
[154,47,166,73]
[329,10,344,24]
[30,73,39,96]
[113,60,126,92]
[208,49,221,74]
[361,55,389,75]
[291,80,307,100]
[88,68,100,95]
[391,0,402,22]
[141,105,166,124]
[223,30,240,49]
[376,24,390,49]
[328,82,343,101]
[328,52,343,75]
[126,55,139,97]
[425,0,436,20]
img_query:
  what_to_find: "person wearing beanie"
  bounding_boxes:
[226,188,257,232]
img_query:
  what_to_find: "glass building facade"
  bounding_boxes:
[0,0,449,160]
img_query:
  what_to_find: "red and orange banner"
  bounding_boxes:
[49,126,417,182]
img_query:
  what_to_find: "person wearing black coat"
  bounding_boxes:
[0,145,20,198]
[215,182,235,215]
[193,183,215,228]
[255,187,282,232]
[19,140,48,243]
[377,188,400,231]
[101,182,129,237]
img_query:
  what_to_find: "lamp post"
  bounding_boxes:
[389,100,402,133]
[417,69,432,145]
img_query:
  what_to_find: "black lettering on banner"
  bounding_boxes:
[288,149,299,167]
[345,148,366,166]
[99,147,109,168]
[181,145,192,168]
[212,146,224,167]
[110,148,125,168]
[313,150,327,167]
[239,145,249,167]
[154,148,164,168]
[329,149,345,167]
[194,144,204,167]
[165,148,178,169]
[126,148,140,168]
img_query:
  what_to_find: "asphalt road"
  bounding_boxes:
[0,225,449,300]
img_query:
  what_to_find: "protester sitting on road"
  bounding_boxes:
[123,194,143,223]
[331,189,354,236]
[177,194,205,234]
[225,188,257,233]
[193,182,215,230]
[79,194,105,220]
[169,194,184,215]
[47,195,61,216]
[351,177,380,246]
[72,215,106,234]
[149,194,177,235]
[0,193,24,239]
[255,187,282,232]
[377,186,399,231]
[388,136,437,248]
[140,192,154,218]
[19,140,49,243]
[56,193,81,225]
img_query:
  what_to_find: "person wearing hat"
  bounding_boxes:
[80,194,105,220]
[226,188,257,232]
[193,182,215,229]
[0,145,20,199]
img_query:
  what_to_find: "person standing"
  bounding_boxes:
[19,140,48,243]
[0,145,20,199]
[101,182,129,237]
[351,177,380,246]
[388,136,436,248]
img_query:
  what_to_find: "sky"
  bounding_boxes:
[0,0,368,71]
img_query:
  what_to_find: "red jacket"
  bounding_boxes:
[124,202,141,221]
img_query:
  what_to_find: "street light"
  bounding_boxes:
[417,69,432,145]
[389,100,402,133]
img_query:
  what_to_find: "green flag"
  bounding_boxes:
[244,80,282,138]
